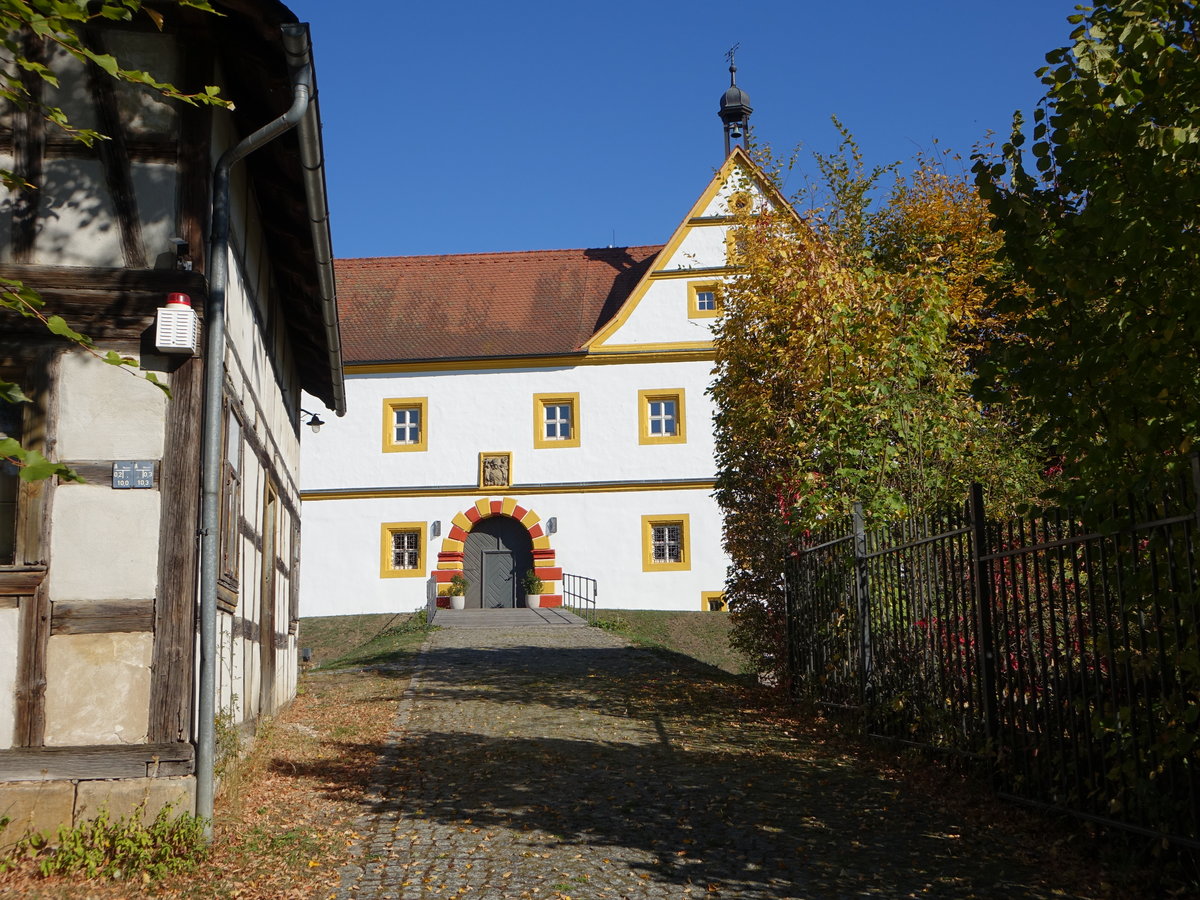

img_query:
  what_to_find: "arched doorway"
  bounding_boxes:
[462,516,534,608]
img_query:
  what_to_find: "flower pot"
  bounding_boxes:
[450,595,465,610]
[525,594,540,610]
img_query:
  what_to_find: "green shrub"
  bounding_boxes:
[0,804,207,881]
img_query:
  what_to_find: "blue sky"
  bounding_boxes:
[286,0,1081,259]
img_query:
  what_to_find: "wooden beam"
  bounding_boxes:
[177,39,212,276]
[49,599,154,635]
[10,32,46,264]
[149,354,203,743]
[13,350,56,748]
[0,566,46,596]
[0,264,207,295]
[14,580,50,747]
[0,742,194,781]
[55,461,161,487]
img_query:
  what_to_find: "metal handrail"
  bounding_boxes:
[424,575,438,625]
[561,572,597,625]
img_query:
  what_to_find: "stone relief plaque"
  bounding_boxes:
[479,452,512,489]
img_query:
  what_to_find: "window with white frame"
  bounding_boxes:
[647,398,677,437]
[393,407,420,444]
[533,393,580,449]
[545,403,571,440]
[638,389,686,445]
[688,281,722,319]
[382,398,428,452]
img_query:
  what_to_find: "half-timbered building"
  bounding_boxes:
[0,1,342,837]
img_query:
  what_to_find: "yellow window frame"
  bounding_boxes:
[687,281,721,320]
[380,521,427,578]
[641,514,691,572]
[638,388,686,445]
[725,227,748,265]
[701,591,728,612]
[533,392,580,449]
[382,397,429,453]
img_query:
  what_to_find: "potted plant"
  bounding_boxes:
[522,568,543,610]
[448,573,468,610]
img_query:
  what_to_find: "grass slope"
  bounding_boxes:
[587,609,750,676]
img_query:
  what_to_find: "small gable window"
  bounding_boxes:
[383,398,428,452]
[688,281,722,319]
[638,389,687,445]
[533,393,581,449]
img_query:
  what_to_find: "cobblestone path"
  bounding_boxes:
[333,626,1085,900]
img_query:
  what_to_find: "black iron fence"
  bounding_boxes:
[785,465,1200,848]
[561,572,598,624]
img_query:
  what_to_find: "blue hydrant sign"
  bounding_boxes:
[112,460,155,489]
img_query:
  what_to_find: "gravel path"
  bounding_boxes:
[332,625,1088,899]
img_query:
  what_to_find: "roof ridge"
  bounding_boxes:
[338,245,664,264]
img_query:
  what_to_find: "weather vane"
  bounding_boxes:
[725,43,740,67]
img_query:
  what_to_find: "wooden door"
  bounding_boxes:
[482,550,515,608]
[462,516,533,610]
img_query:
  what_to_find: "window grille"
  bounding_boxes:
[652,524,683,563]
[391,530,420,569]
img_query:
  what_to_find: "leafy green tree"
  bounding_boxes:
[973,0,1199,500]
[712,132,1043,677]
[0,0,227,480]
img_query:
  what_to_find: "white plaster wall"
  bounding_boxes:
[602,275,724,346]
[55,353,167,460]
[32,158,123,267]
[49,485,160,601]
[302,360,719,492]
[299,485,728,617]
[43,632,152,746]
[0,607,18,749]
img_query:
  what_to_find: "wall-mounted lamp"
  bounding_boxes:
[430,521,441,538]
[299,409,325,434]
[547,517,557,534]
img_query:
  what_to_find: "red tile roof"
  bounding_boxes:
[335,245,662,364]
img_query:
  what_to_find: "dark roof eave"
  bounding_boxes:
[348,349,592,368]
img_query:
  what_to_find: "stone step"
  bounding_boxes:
[430,607,587,628]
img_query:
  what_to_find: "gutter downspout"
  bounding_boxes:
[197,29,314,838]
[282,22,345,417]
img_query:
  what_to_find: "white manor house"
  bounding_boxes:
[300,79,774,616]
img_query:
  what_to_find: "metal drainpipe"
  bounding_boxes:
[196,29,314,838]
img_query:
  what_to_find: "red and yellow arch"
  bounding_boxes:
[433,496,562,607]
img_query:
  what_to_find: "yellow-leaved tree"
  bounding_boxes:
[711,128,1044,678]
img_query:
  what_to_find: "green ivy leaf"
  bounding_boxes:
[45,315,94,347]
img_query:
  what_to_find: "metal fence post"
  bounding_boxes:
[969,483,999,747]
[852,503,873,702]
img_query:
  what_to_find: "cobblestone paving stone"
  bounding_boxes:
[332,626,1087,900]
